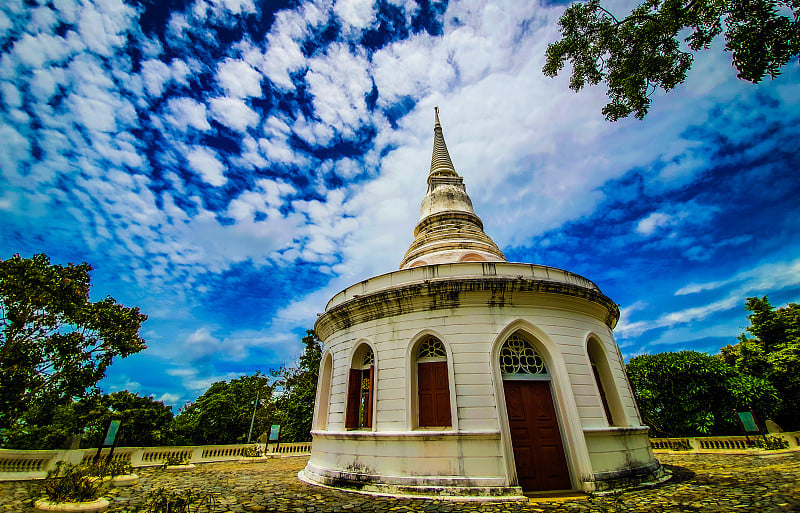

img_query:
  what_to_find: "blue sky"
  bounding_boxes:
[1,0,799,410]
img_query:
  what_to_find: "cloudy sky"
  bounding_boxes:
[2,0,799,409]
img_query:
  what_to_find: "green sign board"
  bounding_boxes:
[103,420,121,446]
[269,424,280,441]
[737,411,758,433]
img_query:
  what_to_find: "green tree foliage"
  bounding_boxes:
[80,391,175,447]
[0,399,83,449]
[628,351,734,436]
[0,254,147,433]
[173,373,274,445]
[719,297,800,430]
[543,0,800,120]
[273,330,322,443]
[2,391,175,449]
[626,350,779,436]
[171,331,321,445]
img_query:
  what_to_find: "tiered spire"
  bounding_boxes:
[429,107,457,177]
[399,108,506,269]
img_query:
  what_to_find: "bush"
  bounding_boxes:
[143,488,216,513]
[162,454,189,467]
[84,458,133,478]
[241,445,263,458]
[36,462,103,503]
[752,435,789,450]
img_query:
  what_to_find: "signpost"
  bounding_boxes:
[737,410,760,447]
[737,411,759,433]
[94,419,122,464]
[269,424,281,452]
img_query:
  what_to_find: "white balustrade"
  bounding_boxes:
[650,431,800,453]
[0,442,312,481]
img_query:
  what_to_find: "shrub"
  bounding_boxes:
[143,488,216,513]
[162,454,190,467]
[84,458,133,478]
[752,435,789,450]
[241,445,263,458]
[37,462,103,503]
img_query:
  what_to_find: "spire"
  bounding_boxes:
[429,107,457,177]
[399,108,506,269]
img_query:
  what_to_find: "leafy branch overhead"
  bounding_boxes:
[543,0,800,120]
[0,254,147,431]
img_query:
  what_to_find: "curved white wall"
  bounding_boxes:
[304,263,661,494]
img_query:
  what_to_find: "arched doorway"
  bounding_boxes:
[500,333,571,491]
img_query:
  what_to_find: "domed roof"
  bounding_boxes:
[399,109,506,269]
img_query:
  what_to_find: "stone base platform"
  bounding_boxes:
[592,460,669,492]
[298,468,526,502]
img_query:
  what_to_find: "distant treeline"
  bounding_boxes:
[1,331,320,450]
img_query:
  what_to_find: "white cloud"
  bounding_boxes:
[216,58,263,98]
[209,96,259,132]
[635,201,719,238]
[0,81,21,108]
[617,258,800,340]
[636,212,672,236]
[170,58,193,85]
[29,67,66,102]
[141,59,172,97]
[156,392,181,405]
[257,5,319,90]
[302,43,373,143]
[10,32,73,69]
[0,123,31,178]
[209,0,256,15]
[77,0,137,57]
[0,11,12,39]
[186,146,227,186]
[165,97,211,131]
[334,0,378,34]
[30,6,58,32]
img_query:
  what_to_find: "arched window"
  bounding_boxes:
[500,333,548,377]
[346,345,374,429]
[415,336,451,428]
[314,353,333,430]
[587,338,625,426]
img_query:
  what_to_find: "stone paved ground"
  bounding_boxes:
[1,453,799,512]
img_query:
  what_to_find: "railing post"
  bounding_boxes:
[130,448,144,467]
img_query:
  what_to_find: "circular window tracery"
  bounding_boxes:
[417,337,446,360]
[500,334,547,375]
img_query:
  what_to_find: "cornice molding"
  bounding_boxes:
[315,275,620,340]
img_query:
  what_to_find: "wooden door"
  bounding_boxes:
[503,380,571,491]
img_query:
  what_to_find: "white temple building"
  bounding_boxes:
[300,109,663,497]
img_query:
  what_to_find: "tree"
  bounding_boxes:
[719,297,800,430]
[542,0,800,120]
[626,350,778,436]
[1,391,175,449]
[273,331,321,442]
[173,373,273,445]
[0,254,147,432]
[80,391,175,448]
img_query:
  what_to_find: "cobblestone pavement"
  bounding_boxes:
[1,453,799,512]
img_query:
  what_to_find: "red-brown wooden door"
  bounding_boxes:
[503,380,571,491]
